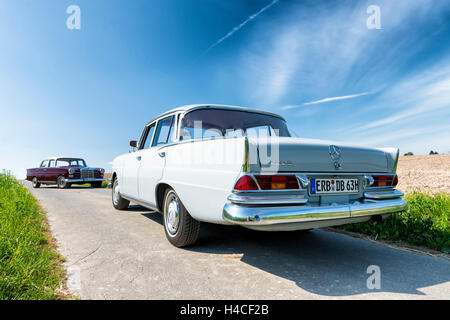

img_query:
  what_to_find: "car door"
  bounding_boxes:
[39,160,49,181]
[138,115,176,206]
[121,122,156,199]
[47,159,58,183]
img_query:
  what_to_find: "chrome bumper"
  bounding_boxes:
[223,196,407,226]
[65,178,105,183]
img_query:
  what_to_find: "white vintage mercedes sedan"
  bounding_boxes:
[111,104,407,247]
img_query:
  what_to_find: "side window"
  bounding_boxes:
[49,160,56,167]
[56,160,69,167]
[40,160,49,168]
[152,116,174,147]
[143,124,156,149]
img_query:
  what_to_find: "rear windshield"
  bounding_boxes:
[180,109,291,140]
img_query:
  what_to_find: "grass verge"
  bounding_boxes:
[0,173,67,299]
[338,192,450,253]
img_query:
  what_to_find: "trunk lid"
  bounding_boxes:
[248,137,390,173]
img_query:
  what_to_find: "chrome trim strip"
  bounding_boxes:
[393,148,400,173]
[296,174,310,189]
[254,172,397,176]
[223,197,407,225]
[364,190,404,199]
[120,193,160,212]
[227,193,308,205]
[242,136,250,173]
[65,178,105,183]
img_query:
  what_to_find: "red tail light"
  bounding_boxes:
[234,175,259,191]
[371,174,398,187]
[233,174,300,191]
[253,175,299,190]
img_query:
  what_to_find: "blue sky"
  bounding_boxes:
[1,0,449,178]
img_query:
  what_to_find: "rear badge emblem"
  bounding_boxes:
[329,145,343,170]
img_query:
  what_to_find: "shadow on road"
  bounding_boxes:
[139,205,449,297]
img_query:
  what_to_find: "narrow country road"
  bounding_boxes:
[24,182,450,299]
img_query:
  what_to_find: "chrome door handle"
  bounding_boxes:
[136,156,142,161]
[158,151,166,158]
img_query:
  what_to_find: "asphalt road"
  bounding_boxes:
[25,182,450,299]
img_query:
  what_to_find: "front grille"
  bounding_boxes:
[81,169,95,179]
[94,171,103,178]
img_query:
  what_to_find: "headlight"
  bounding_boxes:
[68,168,75,174]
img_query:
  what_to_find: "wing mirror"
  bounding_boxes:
[130,140,137,148]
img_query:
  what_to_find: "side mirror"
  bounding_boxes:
[130,140,137,148]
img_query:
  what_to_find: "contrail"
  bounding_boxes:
[199,0,279,57]
[281,91,374,110]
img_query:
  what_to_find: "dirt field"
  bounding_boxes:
[397,154,450,194]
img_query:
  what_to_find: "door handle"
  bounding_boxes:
[136,156,142,161]
[158,151,166,158]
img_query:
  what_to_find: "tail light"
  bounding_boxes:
[371,174,398,187]
[234,175,259,191]
[234,174,299,191]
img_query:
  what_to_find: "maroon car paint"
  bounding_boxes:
[26,158,104,185]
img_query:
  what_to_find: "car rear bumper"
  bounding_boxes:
[65,178,105,183]
[223,196,407,226]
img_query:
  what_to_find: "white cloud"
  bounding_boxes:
[239,0,449,106]
[199,0,279,58]
[354,66,450,132]
[281,91,373,110]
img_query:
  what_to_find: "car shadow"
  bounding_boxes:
[139,206,449,297]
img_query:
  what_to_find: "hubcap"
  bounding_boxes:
[113,182,120,205]
[33,177,37,186]
[59,177,65,187]
[165,195,180,235]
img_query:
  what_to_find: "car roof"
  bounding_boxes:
[41,157,85,161]
[147,104,286,125]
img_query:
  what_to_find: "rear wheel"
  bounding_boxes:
[163,188,200,247]
[112,178,129,210]
[32,177,40,188]
[57,176,70,189]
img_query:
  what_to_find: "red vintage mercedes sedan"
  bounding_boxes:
[26,157,105,189]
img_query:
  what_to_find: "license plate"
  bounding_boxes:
[310,178,359,195]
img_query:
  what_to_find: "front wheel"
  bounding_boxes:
[57,176,70,189]
[112,178,129,210]
[32,177,40,188]
[163,189,200,247]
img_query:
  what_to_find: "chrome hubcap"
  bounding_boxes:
[113,182,120,205]
[165,195,180,235]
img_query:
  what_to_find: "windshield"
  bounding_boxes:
[180,109,291,140]
[56,159,86,167]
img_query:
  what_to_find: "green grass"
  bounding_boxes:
[0,173,66,299]
[339,192,450,253]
